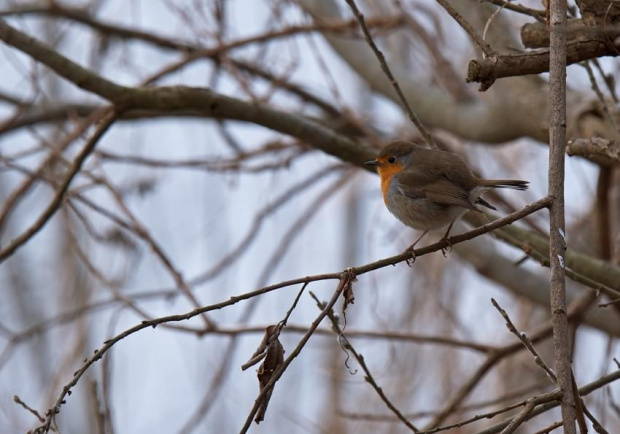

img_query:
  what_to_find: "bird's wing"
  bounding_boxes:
[396,172,476,210]
[417,149,476,184]
[394,147,479,209]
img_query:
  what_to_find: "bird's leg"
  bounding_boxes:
[439,221,456,257]
[406,230,428,266]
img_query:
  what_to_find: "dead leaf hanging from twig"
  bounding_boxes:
[241,325,285,424]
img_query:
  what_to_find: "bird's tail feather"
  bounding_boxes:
[481,179,529,191]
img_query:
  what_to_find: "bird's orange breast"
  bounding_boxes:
[377,163,404,205]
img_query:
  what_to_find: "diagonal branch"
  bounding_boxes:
[0,109,118,262]
[477,369,620,434]
[3,17,620,299]
[31,196,552,432]
[238,273,354,432]
[344,0,436,148]
[0,18,376,167]
[436,0,495,56]
[310,291,420,432]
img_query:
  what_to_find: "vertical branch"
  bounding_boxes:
[597,167,612,259]
[548,0,576,432]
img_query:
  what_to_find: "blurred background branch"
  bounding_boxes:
[1,0,619,433]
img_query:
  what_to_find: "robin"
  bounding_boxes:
[365,141,529,255]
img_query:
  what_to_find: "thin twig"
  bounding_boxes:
[191,164,345,287]
[436,0,495,56]
[491,298,557,384]
[500,401,536,434]
[309,292,420,432]
[0,109,118,262]
[422,289,603,431]
[412,392,540,432]
[343,0,437,148]
[31,197,550,433]
[13,395,47,425]
[0,107,108,238]
[339,381,548,422]
[480,0,546,20]
[477,369,620,434]
[278,283,309,329]
[581,61,620,135]
[533,420,563,434]
[238,273,355,432]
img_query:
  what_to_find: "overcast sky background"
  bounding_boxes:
[0,0,616,433]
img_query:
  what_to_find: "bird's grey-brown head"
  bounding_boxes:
[364,141,421,169]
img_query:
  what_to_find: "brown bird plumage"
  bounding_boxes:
[365,141,528,253]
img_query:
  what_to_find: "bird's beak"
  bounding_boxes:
[364,160,379,167]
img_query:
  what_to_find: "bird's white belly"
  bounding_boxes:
[386,193,467,231]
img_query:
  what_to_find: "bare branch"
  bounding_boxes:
[239,273,354,431]
[0,109,118,262]
[310,291,420,432]
[343,0,436,148]
[0,19,377,168]
[467,38,620,91]
[436,0,495,56]
[567,137,620,165]
[477,369,620,434]
[548,0,576,429]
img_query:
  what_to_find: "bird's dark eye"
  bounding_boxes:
[387,156,396,164]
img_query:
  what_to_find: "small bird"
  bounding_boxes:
[365,141,528,255]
